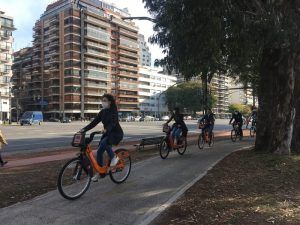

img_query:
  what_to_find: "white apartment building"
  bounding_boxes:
[0,11,15,122]
[211,74,230,118]
[139,66,177,116]
[138,34,151,67]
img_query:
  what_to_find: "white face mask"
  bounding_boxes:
[102,101,109,109]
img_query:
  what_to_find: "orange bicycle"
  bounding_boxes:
[57,131,131,200]
[159,124,187,159]
[198,122,214,149]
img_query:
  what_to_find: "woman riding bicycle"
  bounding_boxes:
[199,108,215,140]
[80,94,123,182]
[165,107,188,146]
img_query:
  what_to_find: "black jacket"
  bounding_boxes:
[83,107,123,145]
[200,113,215,125]
[230,112,243,124]
[166,113,188,137]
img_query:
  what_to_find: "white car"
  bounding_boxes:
[144,116,155,121]
[134,116,142,122]
[161,115,170,121]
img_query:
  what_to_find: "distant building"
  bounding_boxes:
[11,47,33,118]
[12,0,140,119]
[228,79,258,106]
[211,74,230,118]
[0,11,15,122]
[139,66,177,117]
[138,34,151,66]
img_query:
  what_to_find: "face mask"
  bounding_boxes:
[102,102,109,109]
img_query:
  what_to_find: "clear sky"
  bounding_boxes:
[0,0,164,66]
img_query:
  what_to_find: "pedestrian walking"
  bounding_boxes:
[0,129,8,167]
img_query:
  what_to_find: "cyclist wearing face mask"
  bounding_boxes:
[80,94,123,182]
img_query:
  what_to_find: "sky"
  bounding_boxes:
[0,0,164,66]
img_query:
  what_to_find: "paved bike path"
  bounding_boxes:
[0,139,254,225]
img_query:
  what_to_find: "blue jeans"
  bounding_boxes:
[202,124,214,137]
[172,127,182,141]
[97,136,115,167]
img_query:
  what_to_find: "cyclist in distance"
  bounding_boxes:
[165,107,188,146]
[199,108,215,142]
[250,107,258,127]
[80,94,124,181]
[229,110,244,138]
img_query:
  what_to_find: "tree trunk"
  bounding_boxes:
[255,48,296,154]
[291,55,300,153]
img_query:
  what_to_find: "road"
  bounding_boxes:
[0,139,254,225]
[1,119,231,153]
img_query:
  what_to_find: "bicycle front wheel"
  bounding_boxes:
[159,139,170,159]
[198,134,205,149]
[57,157,91,200]
[209,133,214,147]
[110,149,131,184]
[177,138,187,155]
[231,130,237,142]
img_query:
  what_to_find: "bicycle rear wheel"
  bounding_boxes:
[177,137,187,155]
[209,133,214,147]
[159,139,170,159]
[198,134,205,149]
[250,127,255,137]
[231,130,237,142]
[110,149,131,184]
[57,157,91,200]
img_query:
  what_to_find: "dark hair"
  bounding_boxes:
[102,94,117,109]
[174,107,180,114]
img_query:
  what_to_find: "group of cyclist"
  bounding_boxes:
[79,93,258,182]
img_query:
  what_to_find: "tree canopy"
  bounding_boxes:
[164,82,216,114]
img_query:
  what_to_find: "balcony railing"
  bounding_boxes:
[85,82,107,89]
[85,57,109,66]
[86,41,109,50]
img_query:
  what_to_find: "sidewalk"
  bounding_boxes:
[2,131,231,169]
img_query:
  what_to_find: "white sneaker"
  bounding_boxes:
[91,174,100,182]
[110,156,119,167]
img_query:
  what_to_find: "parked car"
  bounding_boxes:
[144,116,155,121]
[161,115,170,121]
[125,116,134,122]
[61,117,71,123]
[134,116,142,122]
[20,111,43,126]
[48,117,60,122]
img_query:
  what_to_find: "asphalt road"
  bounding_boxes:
[1,119,231,153]
[0,139,254,225]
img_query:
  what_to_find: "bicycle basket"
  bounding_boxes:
[163,124,171,133]
[72,132,85,147]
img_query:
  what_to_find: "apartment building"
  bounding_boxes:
[11,47,33,118]
[15,0,139,119]
[210,74,230,118]
[0,11,15,122]
[139,66,177,117]
[138,34,151,66]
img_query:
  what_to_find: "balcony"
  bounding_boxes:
[119,28,138,38]
[119,64,138,72]
[119,56,138,65]
[0,44,10,51]
[85,48,110,59]
[84,57,109,66]
[0,21,16,30]
[119,50,138,58]
[86,41,109,51]
[85,82,107,89]
[85,90,106,96]
[0,32,11,40]
[85,16,110,28]
[85,70,109,81]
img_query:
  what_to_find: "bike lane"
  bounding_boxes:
[0,139,254,225]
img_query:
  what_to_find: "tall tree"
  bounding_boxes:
[144,0,300,154]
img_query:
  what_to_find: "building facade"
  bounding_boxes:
[139,66,177,117]
[0,11,15,122]
[138,34,151,66]
[211,74,230,118]
[13,0,140,119]
[11,47,33,120]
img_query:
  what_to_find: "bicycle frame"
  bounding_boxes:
[84,143,128,175]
